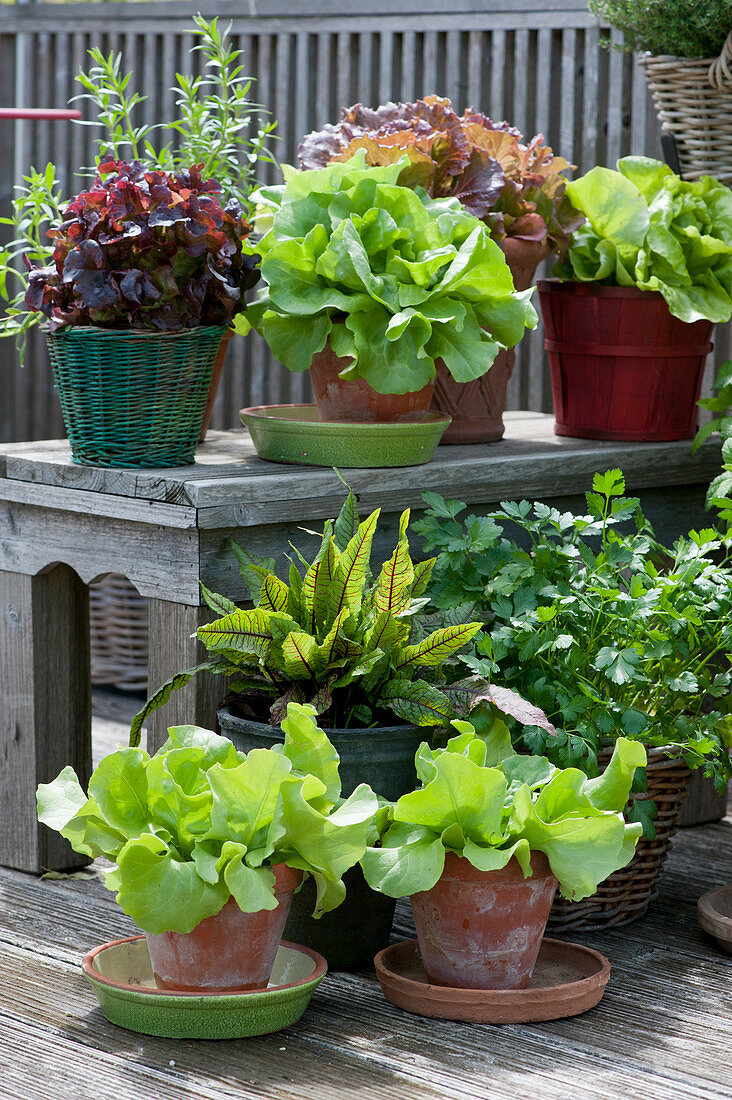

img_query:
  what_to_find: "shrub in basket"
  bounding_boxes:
[588,1,732,186]
[22,157,259,467]
[297,96,582,441]
[37,704,378,995]
[541,155,732,441]
[363,721,644,990]
[415,469,732,926]
[235,151,537,425]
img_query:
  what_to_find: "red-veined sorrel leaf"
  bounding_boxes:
[396,622,482,668]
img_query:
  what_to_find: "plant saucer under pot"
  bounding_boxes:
[83,935,327,1039]
[240,404,451,468]
[374,937,611,1024]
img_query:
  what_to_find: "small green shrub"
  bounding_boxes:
[589,0,732,59]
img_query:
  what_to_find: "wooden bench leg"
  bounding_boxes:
[146,599,223,755]
[0,565,91,872]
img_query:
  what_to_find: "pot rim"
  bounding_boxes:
[83,935,327,997]
[44,323,229,339]
[217,701,426,739]
[536,278,666,302]
[435,849,555,885]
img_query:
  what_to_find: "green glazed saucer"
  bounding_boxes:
[240,404,451,468]
[82,936,327,1039]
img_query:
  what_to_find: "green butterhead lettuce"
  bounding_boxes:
[555,156,732,324]
[362,722,645,901]
[37,704,379,934]
[236,151,538,395]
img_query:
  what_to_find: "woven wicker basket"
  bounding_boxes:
[90,575,149,692]
[547,746,692,932]
[46,325,226,468]
[640,31,732,184]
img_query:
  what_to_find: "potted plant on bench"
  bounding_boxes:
[539,155,732,441]
[235,149,537,459]
[363,720,644,1012]
[298,95,582,442]
[70,15,277,439]
[21,157,259,468]
[415,468,732,930]
[36,704,378,1034]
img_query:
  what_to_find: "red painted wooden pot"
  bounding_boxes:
[431,237,551,443]
[538,280,714,441]
[309,341,434,422]
[410,851,558,990]
[145,863,303,993]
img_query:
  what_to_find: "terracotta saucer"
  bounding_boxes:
[698,885,732,954]
[374,937,610,1024]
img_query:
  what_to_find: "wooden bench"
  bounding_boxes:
[0,412,723,872]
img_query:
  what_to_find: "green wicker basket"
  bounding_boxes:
[46,326,226,468]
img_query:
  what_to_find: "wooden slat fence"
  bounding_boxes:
[0,0,727,443]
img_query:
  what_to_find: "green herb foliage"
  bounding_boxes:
[73,16,277,217]
[361,722,645,901]
[236,151,538,395]
[415,469,732,797]
[0,165,65,364]
[130,482,484,743]
[589,0,732,59]
[37,704,379,934]
[553,156,732,324]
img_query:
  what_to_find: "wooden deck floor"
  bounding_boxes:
[1,700,730,1100]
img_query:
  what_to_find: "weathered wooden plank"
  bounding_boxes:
[336,30,353,111]
[0,566,91,872]
[145,600,226,753]
[0,420,722,526]
[0,502,202,601]
[1,0,600,24]
[189,437,722,522]
[379,30,395,106]
[0,5,601,37]
[0,478,197,528]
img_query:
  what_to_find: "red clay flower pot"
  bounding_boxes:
[538,280,714,441]
[309,341,434,422]
[198,328,234,442]
[410,851,558,990]
[145,862,303,993]
[431,237,551,443]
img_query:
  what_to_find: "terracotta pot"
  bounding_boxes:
[198,328,233,441]
[410,851,558,990]
[309,341,434,422]
[431,237,552,444]
[538,280,714,441]
[145,862,302,993]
